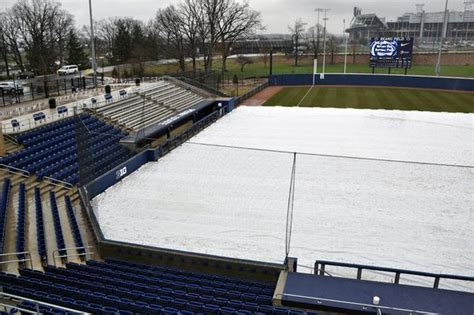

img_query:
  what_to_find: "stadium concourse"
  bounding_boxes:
[0,73,472,314]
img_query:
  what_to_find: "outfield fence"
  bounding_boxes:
[269,73,474,91]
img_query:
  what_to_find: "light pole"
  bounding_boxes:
[343,19,348,74]
[88,0,97,87]
[322,9,330,76]
[435,0,449,76]
[315,8,324,58]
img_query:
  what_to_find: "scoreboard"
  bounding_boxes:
[369,37,414,69]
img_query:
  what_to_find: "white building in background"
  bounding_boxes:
[347,7,474,45]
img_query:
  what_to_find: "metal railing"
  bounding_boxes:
[0,251,33,269]
[0,291,89,314]
[43,176,73,190]
[314,260,474,289]
[275,293,437,315]
[52,246,94,267]
[0,164,30,178]
[235,80,269,105]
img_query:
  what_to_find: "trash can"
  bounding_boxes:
[48,98,56,109]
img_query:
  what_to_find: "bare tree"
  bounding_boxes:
[154,6,187,72]
[327,35,339,65]
[180,0,201,75]
[288,19,306,66]
[2,10,26,72]
[236,54,253,72]
[54,10,74,65]
[308,25,321,59]
[217,0,262,73]
[0,14,11,78]
[9,0,72,74]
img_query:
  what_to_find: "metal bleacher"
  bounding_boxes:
[96,81,205,131]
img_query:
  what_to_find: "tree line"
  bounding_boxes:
[0,0,263,77]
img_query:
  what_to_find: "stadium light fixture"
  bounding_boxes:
[435,0,449,76]
[89,0,98,88]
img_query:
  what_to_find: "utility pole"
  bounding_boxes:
[435,0,449,76]
[88,0,97,87]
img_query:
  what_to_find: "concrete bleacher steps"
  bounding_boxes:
[0,177,97,273]
[94,80,205,132]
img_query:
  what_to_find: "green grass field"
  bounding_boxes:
[263,86,474,113]
[142,56,474,79]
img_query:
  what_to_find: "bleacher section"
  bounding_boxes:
[0,177,11,253]
[96,81,204,131]
[49,191,66,258]
[0,114,134,185]
[64,195,85,255]
[0,259,314,315]
[34,187,47,263]
[15,183,26,260]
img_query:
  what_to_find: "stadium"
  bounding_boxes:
[0,0,473,314]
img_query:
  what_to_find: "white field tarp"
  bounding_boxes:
[93,106,473,291]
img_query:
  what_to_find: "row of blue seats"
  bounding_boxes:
[0,267,312,315]
[105,258,274,290]
[1,130,75,164]
[81,146,133,183]
[35,187,47,261]
[20,117,100,147]
[16,114,95,144]
[50,163,78,182]
[62,263,273,307]
[20,144,76,174]
[49,191,66,257]
[63,174,79,186]
[64,196,84,254]
[36,153,77,180]
[9,138,75,170]
[0,178,11,254]
[16,183,26,259]
[82,260,273,297]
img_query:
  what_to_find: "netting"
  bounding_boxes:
[92,140,473,292]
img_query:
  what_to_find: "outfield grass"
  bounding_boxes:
[142,56,474,79]
[263,87,474,113]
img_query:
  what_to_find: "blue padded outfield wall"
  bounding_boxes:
[269,74,474,91]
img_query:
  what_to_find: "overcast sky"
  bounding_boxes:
[1,0,468,34]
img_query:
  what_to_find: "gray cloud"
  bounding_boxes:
[1,0,466,34]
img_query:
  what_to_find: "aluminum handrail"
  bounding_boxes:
[0,251,33,269]
[52,246,94,267]
[0,291,90,314]
[43,176,73,189]
[0,163,30,177]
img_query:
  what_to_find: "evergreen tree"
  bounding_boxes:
[66,30,88,67]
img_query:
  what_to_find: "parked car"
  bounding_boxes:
[57,65,79,76]
[17,70,35,79]
[0,81,23,95]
